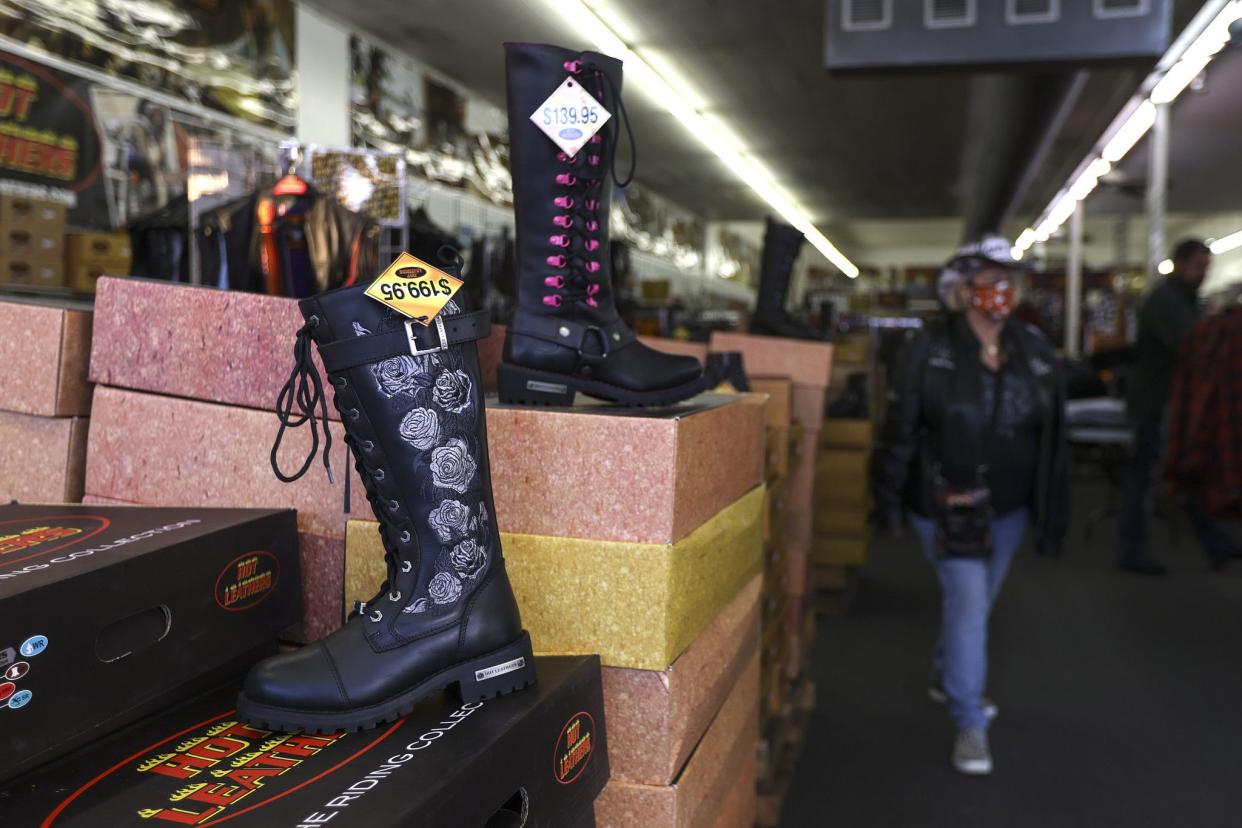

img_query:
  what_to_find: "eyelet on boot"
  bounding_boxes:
[332,376,348,387]
[348,409,360,420]
[373,469,385,480]
[389,499,400,511]
[388,590,402,602]
[401,560,412,572]
[362,440,374,452]
[399,532,411,544]
[370,610,383,622]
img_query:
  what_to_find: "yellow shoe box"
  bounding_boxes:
[345,485,765,671]
[812,531,871,567]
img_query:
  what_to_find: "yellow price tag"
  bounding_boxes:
[364,253,464,325]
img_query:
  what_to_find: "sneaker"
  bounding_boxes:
[928,680,998,720]
[953,728,993,775]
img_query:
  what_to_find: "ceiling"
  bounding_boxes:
[315,0,1218,260]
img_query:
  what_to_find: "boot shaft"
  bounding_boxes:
[294,280,501,640]
[757,217,806,313]
[505,42,624,324]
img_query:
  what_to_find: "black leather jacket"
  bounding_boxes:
[876,314,1069,554]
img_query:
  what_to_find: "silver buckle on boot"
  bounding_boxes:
[405,315,449,356]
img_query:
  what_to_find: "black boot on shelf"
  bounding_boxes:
[498,42,709,407]
[239,252,535,733]
[707,351,751,392]
[749,216,822,340]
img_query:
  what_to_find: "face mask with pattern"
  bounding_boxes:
[970,282,1015,320]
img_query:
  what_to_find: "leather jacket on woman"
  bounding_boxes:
[876,314,1068,554]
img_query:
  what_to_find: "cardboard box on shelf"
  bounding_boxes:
[709,331,833,389]
[0,503,299,783]
[487,394,765,544]
[820,417,874,449]
[0,296,92,417]
[0,256,64,290]
[782,426,819,596]
[347,486,764,672]
[603,575,760,786]
[832,336,869,366]
[814,503,870,537]
[4,224,61,258]
[0,194,66,231]
[0,410,88,503]
[1,656,608,828]
[477,322,507,391]
[66,260,133,294]
[815,447,870,507]
[791,383,831,431]
[813,532,872,568]
[64,231,132,267]
[749,376,793,428]
[89,277,321,413]
[638,335,709,363]
[594,650,760,828]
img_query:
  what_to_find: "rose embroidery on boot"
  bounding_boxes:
[430,438,477,493]
[471,501,491,535]
[428,499,470,543]
[450,538,487,578]
[402,598,429,614]
[433,369,472,413]
[375,356,425,397]
[429,571,462,605]
[399,407,441,451]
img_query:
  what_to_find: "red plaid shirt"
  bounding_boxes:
[1166,307,1242,519]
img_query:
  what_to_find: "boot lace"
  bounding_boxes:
[271,317,335,484]
[542,56,636,310]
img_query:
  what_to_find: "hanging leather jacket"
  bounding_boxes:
[876,314,1069,555]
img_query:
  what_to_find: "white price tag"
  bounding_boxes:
[529,77,612,158]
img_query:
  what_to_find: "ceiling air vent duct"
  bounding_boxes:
[843,0,891,31]
[925,0,976,29]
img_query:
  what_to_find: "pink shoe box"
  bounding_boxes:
[781,424,820,596]
[637,336,709,364]
[594,650,760,828]
[487,393,766,544]
[88,277,323,415]
[603,574,760,786]
[0,297,93,417]
[709,331,833,389]
[0,409,89,502]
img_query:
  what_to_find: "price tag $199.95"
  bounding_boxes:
[365,252,464,325]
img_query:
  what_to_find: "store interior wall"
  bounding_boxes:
[295,3,351,146]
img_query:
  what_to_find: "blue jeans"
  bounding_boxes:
[911,508,1028,730]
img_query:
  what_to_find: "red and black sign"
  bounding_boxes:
[0,50,104,209]
[553,711,595,785]
[213,551,280,612]
[0,514,111,566]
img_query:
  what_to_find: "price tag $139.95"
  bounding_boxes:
[365,252,464,325]
[529,76,612,158]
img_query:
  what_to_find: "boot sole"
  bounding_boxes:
[497,363,712,407]
[235,631,537,734]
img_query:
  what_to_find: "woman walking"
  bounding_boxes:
[877,235,1068,775]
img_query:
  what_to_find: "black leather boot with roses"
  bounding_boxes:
[239,251,535,733]
[498,42,711,406]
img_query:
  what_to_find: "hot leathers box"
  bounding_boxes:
[0,656,607,828]
[0,504,300,784]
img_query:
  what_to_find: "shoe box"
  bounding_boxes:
[0,655,609,828]
[0,195,67,289]
[0,504,299,783]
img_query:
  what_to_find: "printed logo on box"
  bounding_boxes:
[553,711,595,785]
[213,551,280,612]
[0,515,110,566]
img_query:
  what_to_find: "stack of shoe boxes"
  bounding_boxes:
[83,277,365,642]
[346,394,767,827]
[0,296,93,502]
[0,196,66,289]
[748,376,795,726]
[64,231,133,294]
[814,332,878,589]
[709,331,834,683]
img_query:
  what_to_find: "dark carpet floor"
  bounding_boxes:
[782,487,1242,828]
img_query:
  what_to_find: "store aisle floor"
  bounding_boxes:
[783,498,1242,827]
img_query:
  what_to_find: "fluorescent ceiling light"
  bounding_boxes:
[1210,229,1242,254]
[536,0,860,278]
[1018,0,1242,248]
[1158,259,1174,275]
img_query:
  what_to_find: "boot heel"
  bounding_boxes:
[456,631,537,703]
[497,364,576,406]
